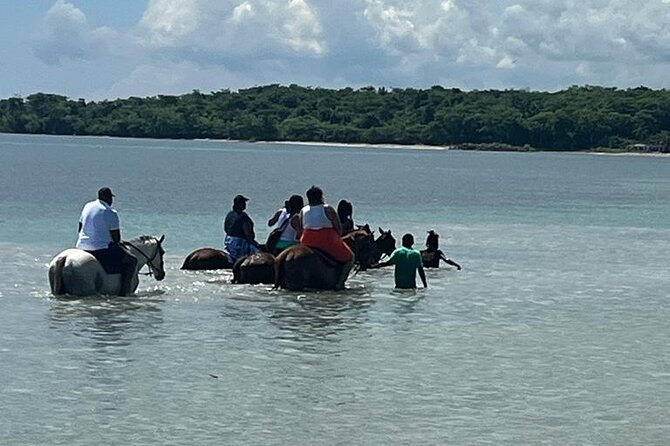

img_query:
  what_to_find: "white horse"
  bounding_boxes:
[48,235,166,297]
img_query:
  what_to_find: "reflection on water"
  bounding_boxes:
[267,289,375,347]
[48,296,165,342]
[48,293,164,385]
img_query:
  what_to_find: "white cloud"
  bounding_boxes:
[32,0,117,65]
[496,55,516,69]
[498,0,670,63]
[138,0,326,57]
[138,0,202,47]
[28,0,670,97]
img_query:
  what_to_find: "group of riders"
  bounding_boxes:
[75,186,461,295]
[218,185,462,289]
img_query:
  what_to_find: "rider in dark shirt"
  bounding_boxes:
[223,194,259,263]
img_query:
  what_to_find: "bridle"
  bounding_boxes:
[122,238,164,277]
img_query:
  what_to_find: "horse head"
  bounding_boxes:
[374,228,396,261]
[152,235,167,280]
[342,228,375,270]
[127,235,166,281]
[356,224,373,235]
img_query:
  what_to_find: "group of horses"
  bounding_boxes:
[181,226,398,291]
[47,226,397,297]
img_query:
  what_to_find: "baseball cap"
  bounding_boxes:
[98,187,115,198]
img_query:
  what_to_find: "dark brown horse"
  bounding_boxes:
[232,252,275,284]
[343,228,374,269]
[181,247,234,270]
[342,226,396,270]
[274,244,351,291]
[370,227,396,265]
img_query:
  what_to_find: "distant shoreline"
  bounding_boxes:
[3,86,670,154]
[254,140,670,157]
[2,132,669,157]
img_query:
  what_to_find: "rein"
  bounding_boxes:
[122,239,162,277]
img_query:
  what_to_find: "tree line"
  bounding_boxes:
[1,84,670,151]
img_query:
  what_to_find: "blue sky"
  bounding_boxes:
[3,0,670,100]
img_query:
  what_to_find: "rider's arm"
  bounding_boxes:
[110,229,121,244]
[324,205,343,235]
[242,218,258,246]
[268,209,282,227]
[295,210,304,239]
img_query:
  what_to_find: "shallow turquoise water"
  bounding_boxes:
[1,134,669,445]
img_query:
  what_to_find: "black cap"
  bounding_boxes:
[233,194,249,205]
[98,187,115,199]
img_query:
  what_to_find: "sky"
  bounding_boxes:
[2,0,670,100]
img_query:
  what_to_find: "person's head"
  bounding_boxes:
[98,187,114,205]
[401,233,414,248]
[287,194,304,214]
[426,230,439,250]
[233,194,248,211]
[306,186,324,206]
[337,199,353,221]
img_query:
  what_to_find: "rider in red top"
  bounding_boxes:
[297,186,354,289]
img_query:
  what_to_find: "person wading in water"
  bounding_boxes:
[371,233,427,289]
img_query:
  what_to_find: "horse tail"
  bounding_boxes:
[49,256,67,296]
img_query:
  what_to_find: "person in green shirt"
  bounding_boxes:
[372,233,427,289]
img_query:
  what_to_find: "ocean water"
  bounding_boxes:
[0,133,669,445]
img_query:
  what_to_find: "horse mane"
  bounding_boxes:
[129,235,158,244]
[127,235,161,246]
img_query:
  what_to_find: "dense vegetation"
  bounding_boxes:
[1,84,670,151]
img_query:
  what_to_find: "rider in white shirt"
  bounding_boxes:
[76,187,137,296]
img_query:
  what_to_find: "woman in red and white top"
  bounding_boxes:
[297,186,355,290]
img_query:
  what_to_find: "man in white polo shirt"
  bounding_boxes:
[76,187,137,296]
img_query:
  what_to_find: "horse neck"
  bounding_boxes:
[371,235,394,263]
[126,239,156,269]
[370,238,384,264]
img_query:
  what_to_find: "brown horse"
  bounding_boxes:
[274,244,351,291]
[342,226,396,270]
[343,228,374,269]
[181,247,234,270]
[232,252,275,284]
[370,227,396,265]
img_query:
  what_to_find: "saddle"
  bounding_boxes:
[86,246,124,274]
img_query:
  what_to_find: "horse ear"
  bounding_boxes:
[378,227,383,234]
[159,235,165,243]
